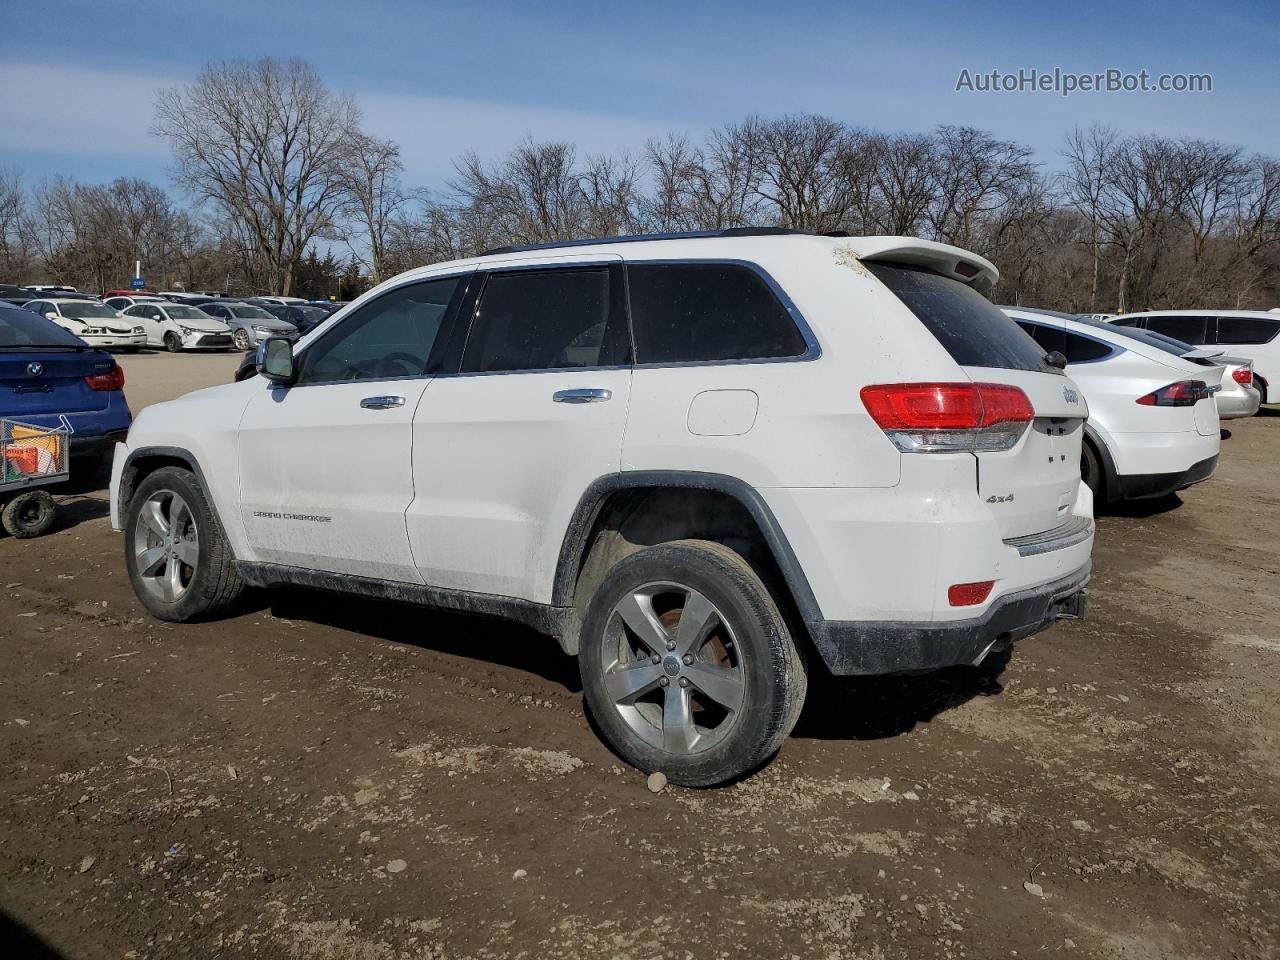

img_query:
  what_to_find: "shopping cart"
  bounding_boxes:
[0,418,70,538]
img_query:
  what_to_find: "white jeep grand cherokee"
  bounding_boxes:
[110,229,1094,786]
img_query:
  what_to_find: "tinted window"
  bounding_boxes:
[1145,315,1210,344]
[230,305,275,320]
[1015,320,1066,355]
[1062,331,1112,362]
[462,268,620,373]
[0,304,86,347]
[1216,316,1279,345]
[868,263,1052,374]
[298,276,459,384]
[627,262,807,364]
[1108,317,1144,328]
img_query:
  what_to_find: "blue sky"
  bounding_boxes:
[1,0,1277,197]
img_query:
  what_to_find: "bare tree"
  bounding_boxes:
[0,166,34,279]
[154,57,359,295]
[338,133,411,285]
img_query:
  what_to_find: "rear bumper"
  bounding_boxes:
[70,428,129,460]
[806,562,1091,675]
[1217,389,1260,419]
[1118,454,1218,500]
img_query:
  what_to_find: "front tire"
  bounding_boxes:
[163,331,182,353]
[124,466,245,621]
[579,539,807,787]
[232,328,251,351]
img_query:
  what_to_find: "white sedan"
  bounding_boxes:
[1003,308,1222,504]
[122,301,234,352]
[23,298,147,350]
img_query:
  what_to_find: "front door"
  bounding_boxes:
[236,271,470,581]
[407,257,631,602]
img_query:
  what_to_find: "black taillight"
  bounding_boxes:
[1136,380,1211,407]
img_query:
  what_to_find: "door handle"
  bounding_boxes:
[360,395,406,410]
[553,388,612,404]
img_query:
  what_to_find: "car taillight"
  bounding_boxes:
[84,364,125,391]
[860,382,1034,453]
[1232,367,1253,386]
[1135,380,1211,407]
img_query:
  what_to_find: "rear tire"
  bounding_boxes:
[2,490,56,538]
[1082,440,1105,503]
[579,539,807,787]
[124,466,245,621]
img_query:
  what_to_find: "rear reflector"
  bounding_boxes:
[1232,367,1253,385]
[948,581,994,607]
[1135,379,1211,407]
[84,364,125,392]
[860,382,1034,453]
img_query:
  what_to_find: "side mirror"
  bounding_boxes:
[1044,350,1068,370]
[256,336,295,385]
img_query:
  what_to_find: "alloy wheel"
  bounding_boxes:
[601,581,745,755]
[132,490,199,602]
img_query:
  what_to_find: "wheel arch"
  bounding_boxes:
[119,445,235,548]
[552,472,823,650]
[1082,423,1119,506]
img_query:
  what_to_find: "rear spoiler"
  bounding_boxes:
[844,236,1000,295]
[1181,348,1223,361]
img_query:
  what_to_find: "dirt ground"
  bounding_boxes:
[2,354,1278,960]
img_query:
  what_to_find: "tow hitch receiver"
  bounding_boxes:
[1053,588,1088,622]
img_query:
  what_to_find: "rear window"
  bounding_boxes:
[627,262,808,364]
[0,304,86,347]
[867,262,1053,374]
[1216,316,1279,345]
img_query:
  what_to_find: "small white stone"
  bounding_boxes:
[646,771,667,793]
[386,859,407,874]
[512,868,528,880]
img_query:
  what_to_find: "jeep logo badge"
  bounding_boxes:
[1063,386,1079,404]
[26,361,43,377]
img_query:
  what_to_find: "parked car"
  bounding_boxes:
[104,294,166,311]
[257,302,331,336]
[156,291,209,305]
[249,295,309,306]
[121,301,234,352]
[103,289,160,299]
[192,300,298,350]
[24,284,79,294]
[23,299,146,351]
[111,229,1093,786]
[0,283,37,306]
[1004,308,1222,503]
[1109,311,1279,404]
[0,301,131,481]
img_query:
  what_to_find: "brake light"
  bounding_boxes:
[1135,380,1211,407]
[948,580,994,606]
[84,364,125,391]
[860,382,1034,453]
[1232,367,1253,386]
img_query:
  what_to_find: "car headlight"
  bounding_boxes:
[252,325,275,335]
[133,326,145,335]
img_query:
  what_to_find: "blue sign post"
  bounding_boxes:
[131,276,145,291]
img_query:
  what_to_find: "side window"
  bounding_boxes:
[297,276,460,385]
[1145,315,1210,344]
[1015,320,1066,356]
[628,262,808,364]
[1216,316,1279,345]
[460,267,621,373]
[1062,331,1112,363]
[1109,317,1144,328]
[124,306,142,317]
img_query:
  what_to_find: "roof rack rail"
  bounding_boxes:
[480,226,823,257]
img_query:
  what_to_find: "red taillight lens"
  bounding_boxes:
[860,383,1034,452]
[84,364,125,392]
[948,580,995,607]
[1232,367,1253,385]
[1136,379,1210,407]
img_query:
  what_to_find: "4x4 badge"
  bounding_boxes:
[1063,386,1080,404]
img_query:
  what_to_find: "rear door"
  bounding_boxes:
[867,264,1086,540]
[407,256,631,602]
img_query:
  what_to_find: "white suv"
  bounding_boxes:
[109,230,1094,786]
